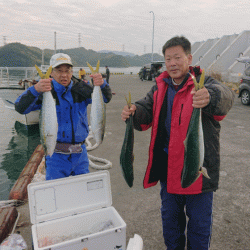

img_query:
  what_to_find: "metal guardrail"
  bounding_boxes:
[0,67,38,87]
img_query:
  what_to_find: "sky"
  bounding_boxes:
[0,0,250,55]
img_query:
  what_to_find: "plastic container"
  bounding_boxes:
[28,171,126,250]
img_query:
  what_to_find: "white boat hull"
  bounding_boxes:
[1,99,39,125]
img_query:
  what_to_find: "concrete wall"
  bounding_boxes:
[196,34,238,70]
[192,38,219,65]
[191,41,204,54]
[191,30,250,82]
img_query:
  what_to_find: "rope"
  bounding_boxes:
[0,200,25,208]
[86,128,112,170]
[88,154,112,170]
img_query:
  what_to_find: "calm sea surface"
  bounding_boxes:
[0,89,40,200]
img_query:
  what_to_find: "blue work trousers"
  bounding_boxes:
[160,182,213,250]
[45,145,89,180]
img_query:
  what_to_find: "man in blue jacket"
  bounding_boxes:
[15,53,112,180]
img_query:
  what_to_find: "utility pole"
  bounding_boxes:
[149,11,155,62]
[78,33,81,47]
[54,32,57,54]
[3,36,7,46]
[42,49,44,66]
[122,44,125,52]
[144,45,146,54]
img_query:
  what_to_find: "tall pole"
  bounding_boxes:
[78,33,81,47]
[149,11,155,62]
[54,31,57,54]
[41,49,44,66]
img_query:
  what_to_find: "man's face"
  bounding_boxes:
[51,64,73,87]
[164,45,192,84]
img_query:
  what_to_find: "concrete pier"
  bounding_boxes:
[13,75,250,249]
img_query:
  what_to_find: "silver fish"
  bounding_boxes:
[40,91,58,156]
[87,60,106,146]
[35,65,58,156]
[90,85,106,145]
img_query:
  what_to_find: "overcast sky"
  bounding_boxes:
[1,0,249,55]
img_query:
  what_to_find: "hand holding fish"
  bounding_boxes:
[90,73,104,86]
[191,87,210,108]
[121,104,136,121]
[87,60,104,86]
[34,79,53,93]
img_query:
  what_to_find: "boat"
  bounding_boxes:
[0,80,40,126]
[1,98,40,125]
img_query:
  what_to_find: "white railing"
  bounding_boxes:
[0,67,38,86]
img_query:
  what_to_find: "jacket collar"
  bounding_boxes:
[52,79,73,94]
[156,66,202,89]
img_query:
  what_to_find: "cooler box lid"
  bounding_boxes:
[28,171,112,224]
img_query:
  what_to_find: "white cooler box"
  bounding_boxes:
[28,171,126,250]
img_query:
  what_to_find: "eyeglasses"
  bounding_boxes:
[53,69,73,75]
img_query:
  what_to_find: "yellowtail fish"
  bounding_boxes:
[35,65,58,156]
[87,60,106,145]
[181,70,210,188]
[120,92,134,187]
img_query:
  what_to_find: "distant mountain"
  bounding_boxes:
[0,43,164,67]
[125,53,165,66]
[0,43,53,67]
[99,50,136,57]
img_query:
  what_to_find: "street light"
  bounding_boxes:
[149,11,155,62]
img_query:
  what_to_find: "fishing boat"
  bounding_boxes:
[0,80,40,126]
[1,98,40,125]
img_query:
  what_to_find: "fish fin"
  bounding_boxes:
[87,62,95,74]
[95,60,100,73]
[199,69,205,89]
[189,72,199,91]
[125,92,132,108]
[87,61,100,74]
[200,166,210,179]
[45,66,53,79]
[35,65,45,79]
[183,137,187,148]
[46,134,54,137]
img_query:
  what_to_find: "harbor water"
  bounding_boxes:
[0,89,40,200]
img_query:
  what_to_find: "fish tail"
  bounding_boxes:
[198,69,205,89]
[200,166,210,179]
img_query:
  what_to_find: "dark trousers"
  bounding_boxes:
[160,182,213,250]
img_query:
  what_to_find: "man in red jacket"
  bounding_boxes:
[121,36,234,249]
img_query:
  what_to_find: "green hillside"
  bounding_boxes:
[0,43,164,67]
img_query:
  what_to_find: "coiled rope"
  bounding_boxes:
[86,128,112,170]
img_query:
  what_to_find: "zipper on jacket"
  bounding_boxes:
[179,104,183,125]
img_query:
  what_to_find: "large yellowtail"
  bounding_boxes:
[35,65,58,156]
[87,60,106,146]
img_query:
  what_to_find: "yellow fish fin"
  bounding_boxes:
[198,69,205,89]
[35,65,45,79]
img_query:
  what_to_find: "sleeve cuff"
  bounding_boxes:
[100,80,108,89]
[29,85,41,97]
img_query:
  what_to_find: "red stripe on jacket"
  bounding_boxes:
[213,115,226,121]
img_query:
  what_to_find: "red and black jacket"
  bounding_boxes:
[133,66,234,194]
